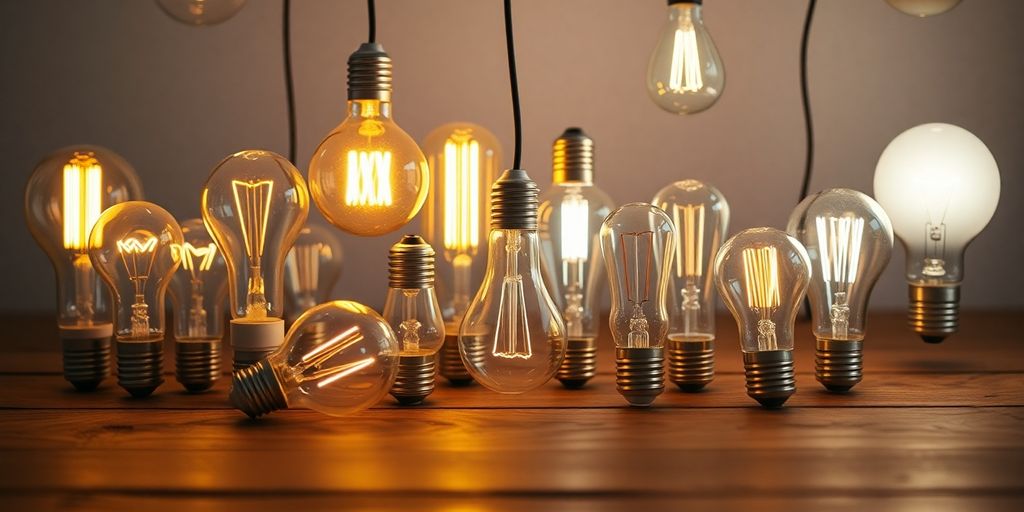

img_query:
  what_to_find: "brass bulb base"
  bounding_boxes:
[61,337,111,391]
[615,347,665,407]
[347,42,392,101]
[175,340,221,393]
[439,333,473,385]
[743,351,795,409]
[667,338,715,392]
[116,339,164,398]
[391,354,437,405]
[388,235,435,289]
[815,339,863,392]
[490,169,539,230]
[230,359,288,419]
[551,127,594,184]
[557,337,598,389]
[908,284,959,343]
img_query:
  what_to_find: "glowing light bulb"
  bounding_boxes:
[202,150,309,369]
[229,300,399,418]
[538,128,615,388]
[168,219,228,393]
[25,146,143,391]
[459,170,566,394]
[156,0,246,26]
[88,201,182,397]
[421,122,502,385]
[646,0,725,115]
[308,43,429,237]
[874,123,1000,343]
[715,228,811,408]
[283,223,343,323]
[886,0,960,17]
[600,203,674,406]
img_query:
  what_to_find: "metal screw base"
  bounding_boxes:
[230,359,288,419]
[176,340,221,393]
[391,354,436,405]
[815,339,863,392]
[743,351,796,408]
[616,347,665,407]
[439,333,473,385]
[233,348,276,371]
[909,284,960,343]
[61,337,111,391]
[557,337,597,389]
[667,338,715,392]
[116,339,164,398]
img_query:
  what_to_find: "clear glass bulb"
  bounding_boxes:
[169,219,228,342]
[886,0,961,17]
[646,1,725,115]
[156,0,247,26]
[230,301,400,418]
[382,249,445,358]
[283,223,344,323]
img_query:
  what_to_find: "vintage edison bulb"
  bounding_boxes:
[24,145,143,390]
[156,0,247,26]
[283,223,343,323]
[646,0,725,114]
[886,0,960,17]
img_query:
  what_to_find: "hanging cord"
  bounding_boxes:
[798,0,817,202]
[504,0,523,169]
[282,0,296,163]
[368,0,376,43]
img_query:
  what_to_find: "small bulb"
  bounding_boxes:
[886,0,961,17]
[230,300,399,418]
[283,224,344,324]
[646,0,725,115]
[156,0,246,26]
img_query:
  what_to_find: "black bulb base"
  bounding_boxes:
[391,354,437,405]
[557,337,597,389]
[117,339,164,398]
[230,359,288,419]
[176,339,221,393]
[667,338,715,392]
[744,350,796,409]
[616,347,665,407]
[815,339,863,392]
[61,337,111,391]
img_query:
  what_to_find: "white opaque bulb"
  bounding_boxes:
[156,0,246,26]
[646,0,725,115]
[886,0,961,17]
[283,223,344,323]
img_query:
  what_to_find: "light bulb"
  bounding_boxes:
[538,128,615,389]
[156,0,246,26]
[652,179,728,392]
[873,123,1000,343]
[600,203,674,406]
[714,228,811,408]
[283,223,344,324]
[308,43,429,237]
[201,150,309,369]
[88,201,182,397]
[787,189,894,392]
[230,300,399,418]
[168,218,228,393]
[421,122,502,385]
[24,145,143,390]
[886,0,961,17]
[459,170,566,394]
[382,235,445,405]
[646,0,725,115]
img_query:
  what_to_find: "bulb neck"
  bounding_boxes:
[230,359,289,418]
[551,127,594,184]
[348,99,392,119]
[388,235,436,289]
[908,284,960,343]
[490,169,540,231]
[347,42,392,102]
[669,2,701,18]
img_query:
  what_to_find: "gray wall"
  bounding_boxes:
[2,0,1021,313]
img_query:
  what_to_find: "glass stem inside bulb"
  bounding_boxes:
[452,253,473,319]
[247,270,267,319]
[72,253,96,325]
[669,5,703,94]
[563,259,584,338]
[399,289,423,354]
[493,231,531,359]
[681,279,700,336]
[188,278,208,338]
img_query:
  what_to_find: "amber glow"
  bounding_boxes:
[742,246,780,311]
[669,26,702,93]
[172,242,218,276]
[673,204,705,278]
[345,150,393,207]
[443,135,481,253]
[296,325,375,388]
[231,179,274,318]
[62,154,103,251]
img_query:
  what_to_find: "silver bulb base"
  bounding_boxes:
[116,339,164,398]
[557,337,598,389]
[743,351,795,408]
[347,42,392,102]
[391,354,437,405]
[815,339,863,392]
[667,338,715,392]
[230,359,288,419]
[908,284,959,343]
[615,347,665,407]
[61,337,111,391]
[552,127,594,184]
[439,333,473,385]
[175,340,221,393]
[490,169,540,230]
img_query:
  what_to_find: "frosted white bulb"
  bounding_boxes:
[886,0,960,17]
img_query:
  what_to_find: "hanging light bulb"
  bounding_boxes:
[283,223,344,324]
[88,201,183,397]
[886,0,961,17]
[652,179,728,392]
[230,300,399,418]
[600,203,674,406]
[168,218,228,393]
[202,150,309,369]
[538,128,615,389]
[25,146,143,391]
[874,123,1000,343]
[787,189,893,392]
[420,122,502,385]
[646,0,725,115]
[156,0,247,26]
[715,228,811,408]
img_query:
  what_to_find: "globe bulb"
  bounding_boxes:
[459,169,566,394]
[873,123,1000,343]
[420,122,502,385]
[156,0,246,26]
[229,300,400,418]
[88,201,183,397]
[24,145,143,391]
[600,203,674,406]
[646,0,725,115]
[538,128,615,389]
[787,189,894,392]
[168,218,228,393]
[714,228,811,408]
[652,179,729,391]
[382,235,445,405]
[309,43,429,237]
[201,150,309,369]
[886,0,961,17]
[283,223,344,324]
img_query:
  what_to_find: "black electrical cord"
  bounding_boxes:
[504,0,522,170]
[798,0,817,202]
[283,0,296,164]
[368,0,376,43]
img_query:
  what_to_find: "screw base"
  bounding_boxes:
[667,338,715,392]
[176,340,221,393]
[230,359,288,419]
[616,347,665,407]
[815,339,863,392]
[391,354,437,405]
[743,351,795,408]
[557,337,597,389]
[61,337,111,391]
[117,339,164,398]
[908,284,959,343]
[233,348,276,371]
[439,333,473,385]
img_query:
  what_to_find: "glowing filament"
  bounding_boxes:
[231,179,273,264]
[62,155,103,251]
[620,231,654,348]
[560,194,589,263]
[443,135,481,253]
[118,235,159,338]
[345,150,392,207]
[742,246,781,350]
[815,215,863,287]
[493,232,531,359]
[669,26,702,93]
[173,242,218,276]
[673,204,705,278]
[294,325,375,388]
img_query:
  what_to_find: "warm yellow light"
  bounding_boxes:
[560,194,589,263]
[669,27,702,93]
[231,179,273,262]
[172,242,218,275]
[742,246,781,311]
[672,204,705,278]
[62,155,103,251]
[344,150,393,207]
[815,215,864,285]
[443,135,481,253]
[294,324,375,388]
[621,231,654,305]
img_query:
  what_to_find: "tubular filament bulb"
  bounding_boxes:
[231,179,274,319]
[345,150,393,207]
[668,26,703,94]
[62,154,103,252]
[741,246,781,351]
[492,232,532,359]
[443,134,481,254]
[621,231,654,348]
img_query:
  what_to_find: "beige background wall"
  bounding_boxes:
[2,0,1021,313]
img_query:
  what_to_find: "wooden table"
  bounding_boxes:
[1,312,1022,511]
